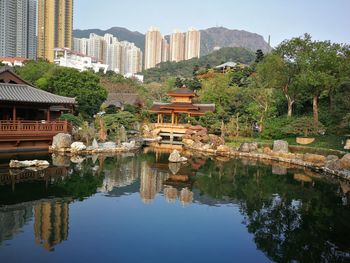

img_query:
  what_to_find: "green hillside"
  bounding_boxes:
[142,47,255,83]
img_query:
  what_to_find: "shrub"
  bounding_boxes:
[281,116,325,137]
[260,116,293,139]
[59,113,84,127]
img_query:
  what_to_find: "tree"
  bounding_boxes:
[256,53,300,117]
[255,49,264,63]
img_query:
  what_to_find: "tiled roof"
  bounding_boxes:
[167,86,196,97]
[0,83,76,104]
[149,102,215,115]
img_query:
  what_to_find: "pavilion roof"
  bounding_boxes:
[0,83,76,105]
[149,102,215,115]
[167,86,196,97]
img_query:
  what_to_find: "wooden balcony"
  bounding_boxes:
[0,120,71,140]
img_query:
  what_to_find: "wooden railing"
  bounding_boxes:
[0,120,72,138]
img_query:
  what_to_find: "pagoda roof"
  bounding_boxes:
[149,102,215,115]
[167,86,196,97]
[0,83,76,105]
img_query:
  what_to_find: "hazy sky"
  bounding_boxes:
[74,0,350,47]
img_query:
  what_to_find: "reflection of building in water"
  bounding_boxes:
[164,186,193,206]
[34,201,69,251]
[140,161,169,203]
[0,205,33,245]
[98,157,141,193]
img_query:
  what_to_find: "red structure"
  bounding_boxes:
[0,67,76,152]
[149,85,215,125]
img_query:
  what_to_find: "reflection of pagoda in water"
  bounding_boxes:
[34,201,69,251]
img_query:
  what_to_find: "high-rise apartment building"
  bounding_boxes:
[161,38,170,63]
[144,26,163,70]
[170,29,185,62]
[185,27,201,60]
[37,0,73,62]
[73,33,142,75]
[0,0,37,59]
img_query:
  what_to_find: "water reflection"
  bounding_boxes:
[0,150,349,262]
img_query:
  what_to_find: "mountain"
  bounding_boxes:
[200,27,271,56]
[73,27,145,52]
[73,26,270,55]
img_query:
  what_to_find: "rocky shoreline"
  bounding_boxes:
[183,139,350,181]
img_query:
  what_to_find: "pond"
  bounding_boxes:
[0,149,350,263]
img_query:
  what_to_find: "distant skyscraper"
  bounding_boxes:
[185,27,201,60]
[37,0,73,62]
[170,29,185,62]
[161,38,170,63]
[0,0,37,59]
[74,33,142,75]
[144,26,163,70]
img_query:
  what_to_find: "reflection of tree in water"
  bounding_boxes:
[194,159,350,262]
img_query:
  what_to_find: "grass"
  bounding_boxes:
[226,135,349,156]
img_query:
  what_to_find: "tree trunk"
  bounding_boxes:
[313,95,319,125]
[287,98,294,117]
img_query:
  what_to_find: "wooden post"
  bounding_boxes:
[157,113,160,124]
[12,106,16,121]
[171,112,174,125]
[47,108,51,121]
[63,120,68,133]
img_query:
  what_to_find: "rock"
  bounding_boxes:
[100,141,116,149]
[189,125,206,131]
[92,138,99,149]
[191,141,203,149]
[201,135,210,143]
[217,145,231,152]
[209,134,225,149]
[196,129,207,136]
[339,154,350,170]
[182,139,194,147]
[345,139,350,150]
[151,128,161,137]
[122,140,136,149]
[168,162,181,175]
[303,153,326,166]
[239,142,258,153]
[70,142,86,152]
[263,147,272,154]
[52,133,72,149]
[325,155,340,170]
[273,140,289,153]
[70,156,85,164]
[169,150,188,163]
[52,154,70,167]
[9,160,50,168]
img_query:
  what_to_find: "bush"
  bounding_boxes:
[260,116,293,139]
[59,113,84,127]
[282,116,325,137]
[102,111,138,130]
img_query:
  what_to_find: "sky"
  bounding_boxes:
[74,0,350,47]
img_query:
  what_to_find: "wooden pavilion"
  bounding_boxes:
[149,85,215,126]
[0,67,76,152]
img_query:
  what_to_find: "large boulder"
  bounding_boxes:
[100,141,116,149]
[325,155,340,170]
[273,140,289,153]
[239,142,258,153]
[182,138,194,147]
[9,160,49,168]
[169,150,188,163]
[70,142,86,152]
[217,145,231,153]
[52,133,72,149]
[339,154,350,170]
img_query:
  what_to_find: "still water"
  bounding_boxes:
[0,149,349,263]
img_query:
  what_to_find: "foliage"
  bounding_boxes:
[260,116,294,139]
[59,113,84,127]
[282,116,325,137]
[102,111,138,130]
[77,121,96,145]
[142,47,255,82]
